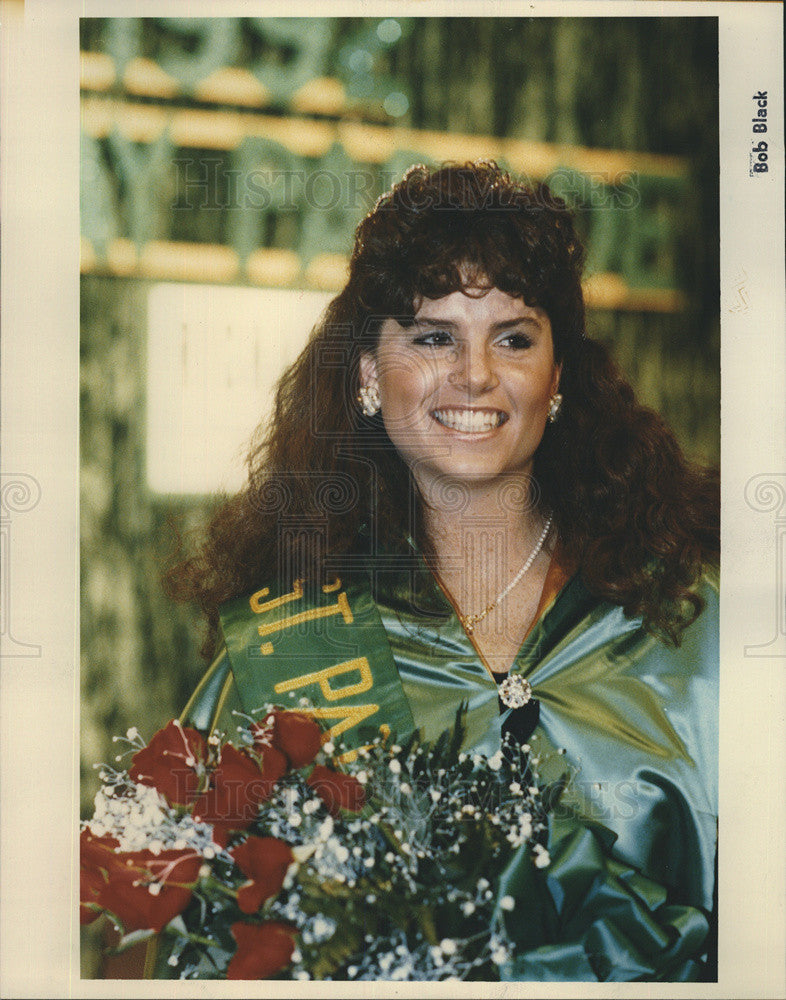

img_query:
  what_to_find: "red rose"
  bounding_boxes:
[192,744,274,846]
[226,921,296,979]
[129,720,207,807]
[230,836,294,914]
[80,829,121,925]
[306,764,366,816]
[252,710,323,770]
[247,725,288,786]
[95,847,202,933]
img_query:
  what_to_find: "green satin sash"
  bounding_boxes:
[217,575,415,758]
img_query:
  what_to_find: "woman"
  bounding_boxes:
[168,162,719,981]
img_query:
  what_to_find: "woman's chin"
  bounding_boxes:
[417,462,532,495]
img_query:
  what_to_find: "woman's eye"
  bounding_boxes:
[497,332,533,349]
[412,330,454,347]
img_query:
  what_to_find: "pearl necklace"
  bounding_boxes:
[456,516,553,636]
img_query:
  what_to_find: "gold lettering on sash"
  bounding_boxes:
[249,579,303,614]
[298,704,379,745]
[257,591,353,648]
[273,658,373,701]
[322,577,342,593]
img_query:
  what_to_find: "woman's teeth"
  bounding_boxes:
[432,409,504,433]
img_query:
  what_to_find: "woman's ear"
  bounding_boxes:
[551,362,562,395]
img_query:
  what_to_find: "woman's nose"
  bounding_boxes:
[447,344,499,393]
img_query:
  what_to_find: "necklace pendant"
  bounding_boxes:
[459,615,475,636]
[498,674,532,709]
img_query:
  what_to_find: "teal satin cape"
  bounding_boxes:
[181,557,718,982]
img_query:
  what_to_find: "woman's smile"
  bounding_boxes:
[430,407,508,434]
[361,286,561,494]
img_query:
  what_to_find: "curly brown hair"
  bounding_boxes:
[165,162,718,657]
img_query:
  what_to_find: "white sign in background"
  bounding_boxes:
[146,283,333,495]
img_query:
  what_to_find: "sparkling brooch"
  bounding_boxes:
[498,675,532,709]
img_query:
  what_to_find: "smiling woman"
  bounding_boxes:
[363,289,560,490]
[361,287,563,672]
[163,162,719,981]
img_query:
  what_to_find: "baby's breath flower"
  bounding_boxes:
[500,895,515,911]
[533,844,551,868]
[332,843,350,864]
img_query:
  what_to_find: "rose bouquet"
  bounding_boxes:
[81,707,565,980]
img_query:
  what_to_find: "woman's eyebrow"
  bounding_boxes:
[490,316,542,331]
[413,315,540,327]
[413,316,458,327]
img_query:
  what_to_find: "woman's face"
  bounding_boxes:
[361,287,561,495]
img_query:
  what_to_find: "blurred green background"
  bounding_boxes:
[80,16,719,975]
